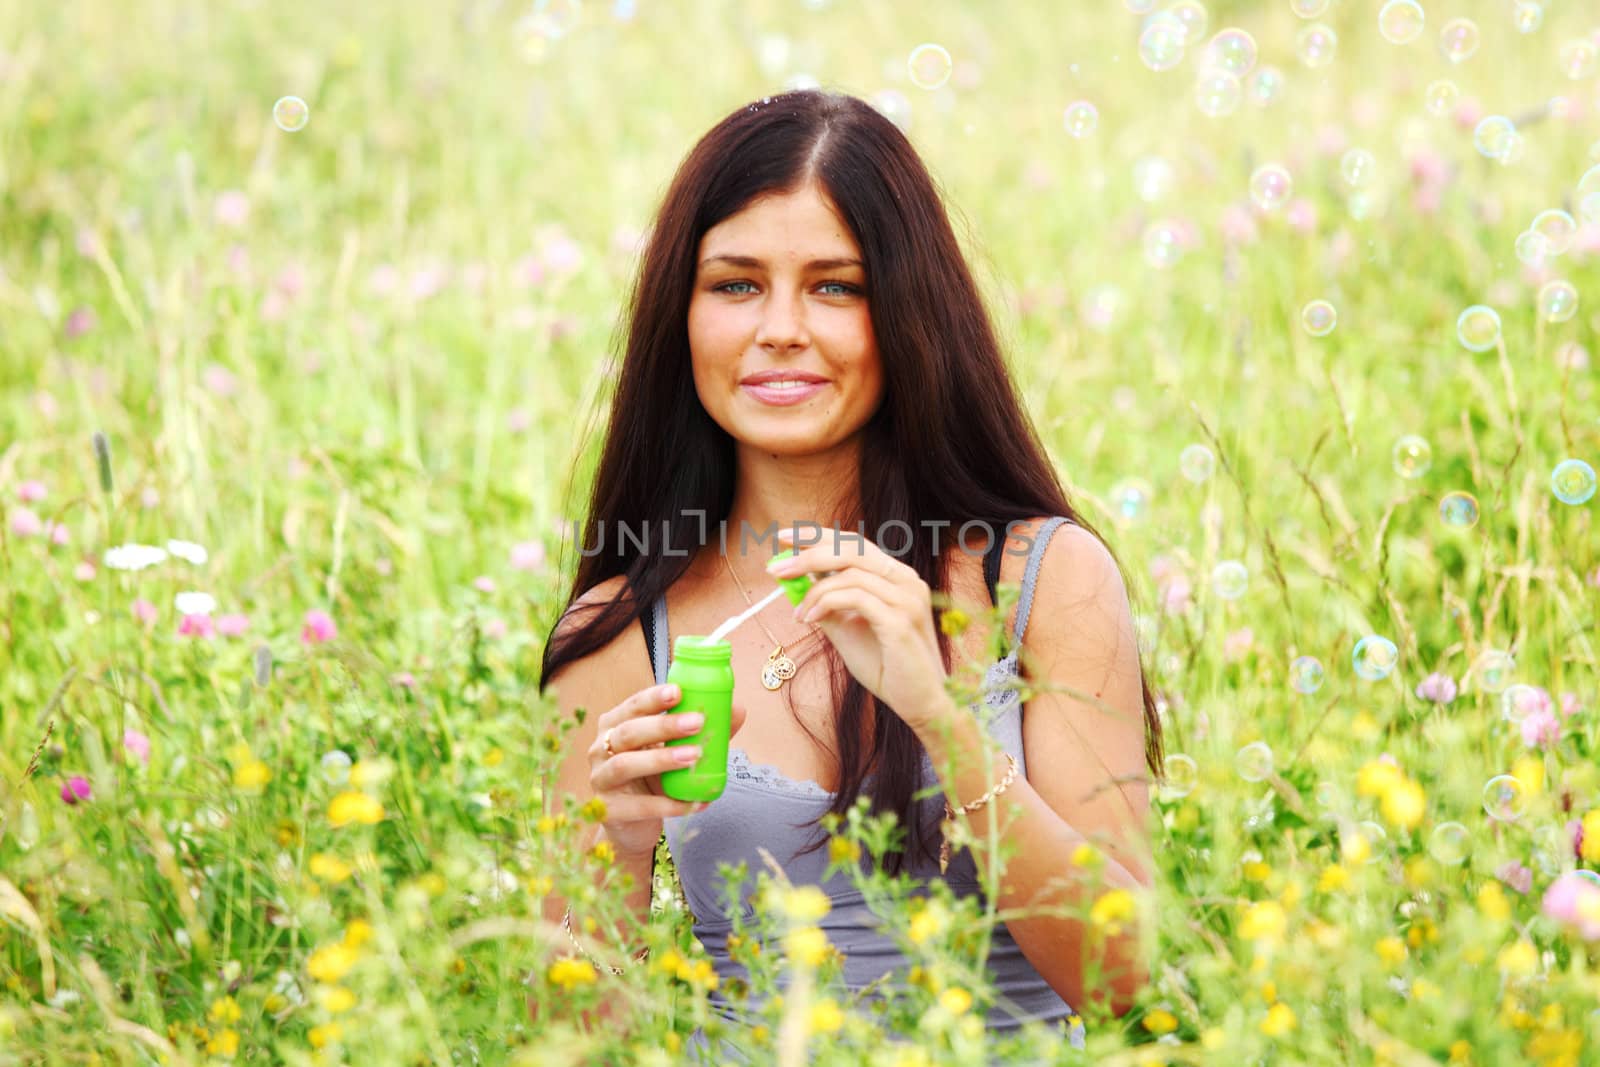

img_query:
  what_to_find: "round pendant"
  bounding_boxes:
[771,655,797,681]
[761,664,784,690]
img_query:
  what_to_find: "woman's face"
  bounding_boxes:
[687,182,884,459]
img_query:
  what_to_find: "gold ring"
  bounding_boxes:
[603,727,618,759]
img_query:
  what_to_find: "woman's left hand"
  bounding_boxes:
[768,529,951,731]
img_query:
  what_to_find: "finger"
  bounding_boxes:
[798,585,906,633]
[791,568,918,622]
[590,683,682,760]
[729,702,749,737]
[591,744,703,794]
[605,794,709,823]
[616,708,706,753]
[770,534,917,589]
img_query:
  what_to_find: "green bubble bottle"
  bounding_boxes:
[660,636,735,803]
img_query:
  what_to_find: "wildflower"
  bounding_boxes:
[1142,1008,1178,1034]
[342,919,373,950]
[779,885,832,923]
[939,988,974,1017]
[307,1023,343,1049]
[307,944,356,983]
[123,729,151,766]
[483,618,508,639]
[73,560,94,580]
[309,854,353,883]
[1541,873,1600,940]
[1090,888,1136,936]
[828,836,861,865]
[16,480,46,502]
[1381,777,1426,829]
[510,540,547,572]
[809,998,844,1035]
[1259,1002,1296,1037]
[234,759,271,794]
[1238,901,1287,945]
[165,539,209,565]
[546,957,597,991]
[174,591,216,616]
[1511,755,1545,797]
[132,598,158,624]
[577,797,606,821]
[1496,862,1533,895]
[179,614,216,638]
[783,926,830,967]
[104,543,168,571]
[216,613,250,637]
[472,575,496,593]
[206,1029,239,1057]
[939,607,970,637]
[10,508,43,537]
[1477,882,1511,922]
[1375,937,1407,966]
[208,996,242,1024]
[213,191,251,227]
[301,609,337,645]
[1521,708,1560,750]
[1223,627,1254,662]
[589,839,615,865]
[1496,939,1538,976]
[907,900,949,945]
[64,308,97,339]
[328,792,384,827]
[1357,759,1403,798]
[315,985,357,1013]
[60,776,92,805]
[1317,864,1349,893]
[1415,672,1458,705]
[1582,811,1600,863]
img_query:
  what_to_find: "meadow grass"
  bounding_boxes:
[2,0,1599,1063]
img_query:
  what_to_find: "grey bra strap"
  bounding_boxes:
[651,595,670,685]
[1011,516,1071,648]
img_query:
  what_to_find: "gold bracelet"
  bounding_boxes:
[939,751,1019,875]
[561,907,650,975]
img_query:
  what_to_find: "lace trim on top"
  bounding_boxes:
[726,650,1024,801]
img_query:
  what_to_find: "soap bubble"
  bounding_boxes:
[321,750,352,785]
[907,44,953,90]
[1438,18,1480,63]
[1473,116,1517,160]
[1474,649,1515,694]
[1235,741,1274,782]
[1246,66,1285,106]
[1576,870,1600,887]
[1378,0,1425,45]
[1428,822,1470,865]
[1515,231,1551,267]
[1296,23,1338,67]
[1202,29,1258,77]
[1290,0,1329,17]
[1513,2,1542,33]
[1166,0,1208,43]
[1180,444,1216,483]
[1140,14,1188,72]
[1353,636,1399,681]
[1161,754,1199,799]
[1063,100,1099,138]
[1531,209,1576,255]
[273,96,310,132]
[1439,491,1480,528]
[1579,165,1600,225]
[1552,459,1597,505]
[1143,221,1184,269]
[1124,0,1157,11]
[1392,435,1432,479]
[1289,655,1326,694]
[1340,148,1376,188]
[1134,155,1176,202]
[1210,560,1248,600]
[1249,163,1293,210]
[1561,39,1599,80]
[1538,280,1579,323]
[1500,684,1545,724]
[1111,478,1154,520]
[871,90,912,131]
[1456,305,1501,351]
[1424,79,1459,116]
[1483,775,1528,822]
[1195,71,1242,117]
[1301,299,1338,337]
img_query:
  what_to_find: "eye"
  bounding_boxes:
[712,280,757,295]
[818,281,862,296]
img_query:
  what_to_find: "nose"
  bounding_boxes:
[754,288,810,353]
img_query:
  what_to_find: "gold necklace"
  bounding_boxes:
[723,552,811,691]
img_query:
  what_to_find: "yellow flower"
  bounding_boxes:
[206,1028,239,1057]
[1259,1002,1296,1037]
[309,854,353,883]
[780,886,832,923]
[1071,843,1104,869]
[1143,1009,1178,1034]
[828,836,861,865]
[343,919,374,950]
[307,944,356,983]
[1090,888,1136,935]
[1242,858,1271,882]
[1511,755,1545,798]
[1238,901,1287,945]
[1317,865,1349,892]
[1357,760,1402,798]
[1341,829,1372,865]
[809,998,844,1034]
[1375,937,1407,966]
[316,985,357,1014]
[590,839,615,865]
[1497,939,1538,977]
[208,996,241,1024]
[1201,1027,1225,1049]
[938,608,969,637]
[233,760,272,794]
[484,747,505,767]
[546,957,598,990]
[1380,778,1426,830]
[1449,1039,1472,1064]
[308,1023,343,1049]
[1412,979,1440,1001]
[1581,811,1600,864]
[1351,711,1380,740]
[578,797,606,822]
[1477,883,1510,922]
[939,988,973,1016]
[783,926,830,967]
[328,792,384,827]
[349,760,390,788]
[908,900,949,945]
[686,958,719,991]
[1404,856,1436,890]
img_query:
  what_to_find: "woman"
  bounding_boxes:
[537,89,1162,1058]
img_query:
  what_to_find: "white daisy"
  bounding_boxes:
[165,539,209,565]
[174,591,216,616]
[103,543,169,571]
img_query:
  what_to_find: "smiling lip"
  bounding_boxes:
[741,380,828,406]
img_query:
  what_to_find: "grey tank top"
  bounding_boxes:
[653,517,1089,1049]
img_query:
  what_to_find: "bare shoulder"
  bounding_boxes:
[546,574,654,713]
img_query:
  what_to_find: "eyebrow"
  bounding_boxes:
[698,255,865,271]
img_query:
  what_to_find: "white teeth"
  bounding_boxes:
[755,380,815,389]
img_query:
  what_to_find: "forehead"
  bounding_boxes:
[698,184,862,261]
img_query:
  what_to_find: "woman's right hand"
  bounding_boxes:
[586,683,748,860]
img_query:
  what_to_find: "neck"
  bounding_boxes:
[721,440,863,572]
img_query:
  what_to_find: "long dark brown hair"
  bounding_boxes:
[539,89,1164,876]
